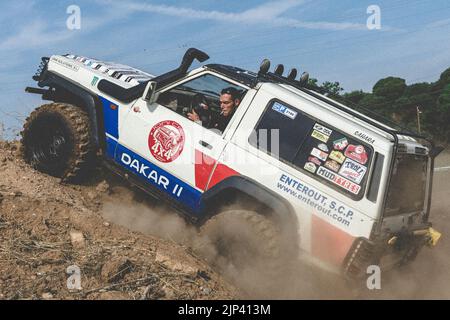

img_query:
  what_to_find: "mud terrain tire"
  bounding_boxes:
[196,210,287,275]
[20,103,95,183]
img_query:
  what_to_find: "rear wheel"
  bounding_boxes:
[196,210,289,279]
[20,103,95,182]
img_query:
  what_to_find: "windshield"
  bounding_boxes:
[385,154,429,216]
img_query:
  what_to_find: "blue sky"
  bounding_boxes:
[1,0,450,138]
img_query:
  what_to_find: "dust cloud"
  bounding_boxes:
[100,189,348,299]
[101,187,197,246]
[101,151,450,299]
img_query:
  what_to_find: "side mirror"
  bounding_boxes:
[142,81,158,103]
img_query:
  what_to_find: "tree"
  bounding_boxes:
[438,68,450,86]
[404,82,431,96]
[359,94,391,115]
[321,81,344,97]
[373,77,407,100]
[393,82,434,127]
[343,90,368,104]
[307,78,320,90]
[302,67,450,142]
[433,84,450,140]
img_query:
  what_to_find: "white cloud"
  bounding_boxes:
[425,18,450,29]
[0,20,72,52]
[97,0,367,31]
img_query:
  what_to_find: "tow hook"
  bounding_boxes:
[387,227,442,248]
[413,227,442,247]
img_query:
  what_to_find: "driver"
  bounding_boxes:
[188,87,241,133]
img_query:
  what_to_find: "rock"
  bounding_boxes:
[101,257,134,283]
[96,181,110,194]
[70,230,85,248]
[202,287,212,295]
[42,292,53,299]
[155,250,198,275]
[103,222,110,227]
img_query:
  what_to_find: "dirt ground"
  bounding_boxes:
[1,139,449,300]
[0,141,237,300]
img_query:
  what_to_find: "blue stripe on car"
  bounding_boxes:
[110,141,202,213]
[100,96,119,139]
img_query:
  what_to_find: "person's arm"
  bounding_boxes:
[187,110,203,125]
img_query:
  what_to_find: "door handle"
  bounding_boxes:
[199,140,213,150]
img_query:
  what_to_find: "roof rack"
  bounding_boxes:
[253,59,432,141]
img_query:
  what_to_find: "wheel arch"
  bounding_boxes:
[38,72,104,151]
[199,175,299,235]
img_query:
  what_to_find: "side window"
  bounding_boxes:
[251,100,373,199]
[367,153,384,202]
[250,101,315,160]
[157,74,246,134]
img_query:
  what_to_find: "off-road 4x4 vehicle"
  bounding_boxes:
[23,48,442,280]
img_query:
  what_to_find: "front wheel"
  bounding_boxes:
[20,103,95,183]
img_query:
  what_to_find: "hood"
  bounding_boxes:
[64,54,154,86]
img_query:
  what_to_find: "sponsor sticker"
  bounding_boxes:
[51,57,79,72]
[339,158,367,184]
[304,162,317,173]
[311,130,330,143]
[317,166,361,195]
[329,150,346,164]
[313,123,333,136]
[91,76,99,86]
[318,143,329,152]
[148,120,185,163]
[324,160,341,172]
[308,156,322,166]
[272,102,298,119]
[345,145,368,165]
[310,148,328,161]
[333,137,349,151]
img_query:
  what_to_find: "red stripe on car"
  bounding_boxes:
[195,150,239,191]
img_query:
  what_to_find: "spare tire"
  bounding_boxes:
[20,103,95,183]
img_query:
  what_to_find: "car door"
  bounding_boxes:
[115,71,248,214]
